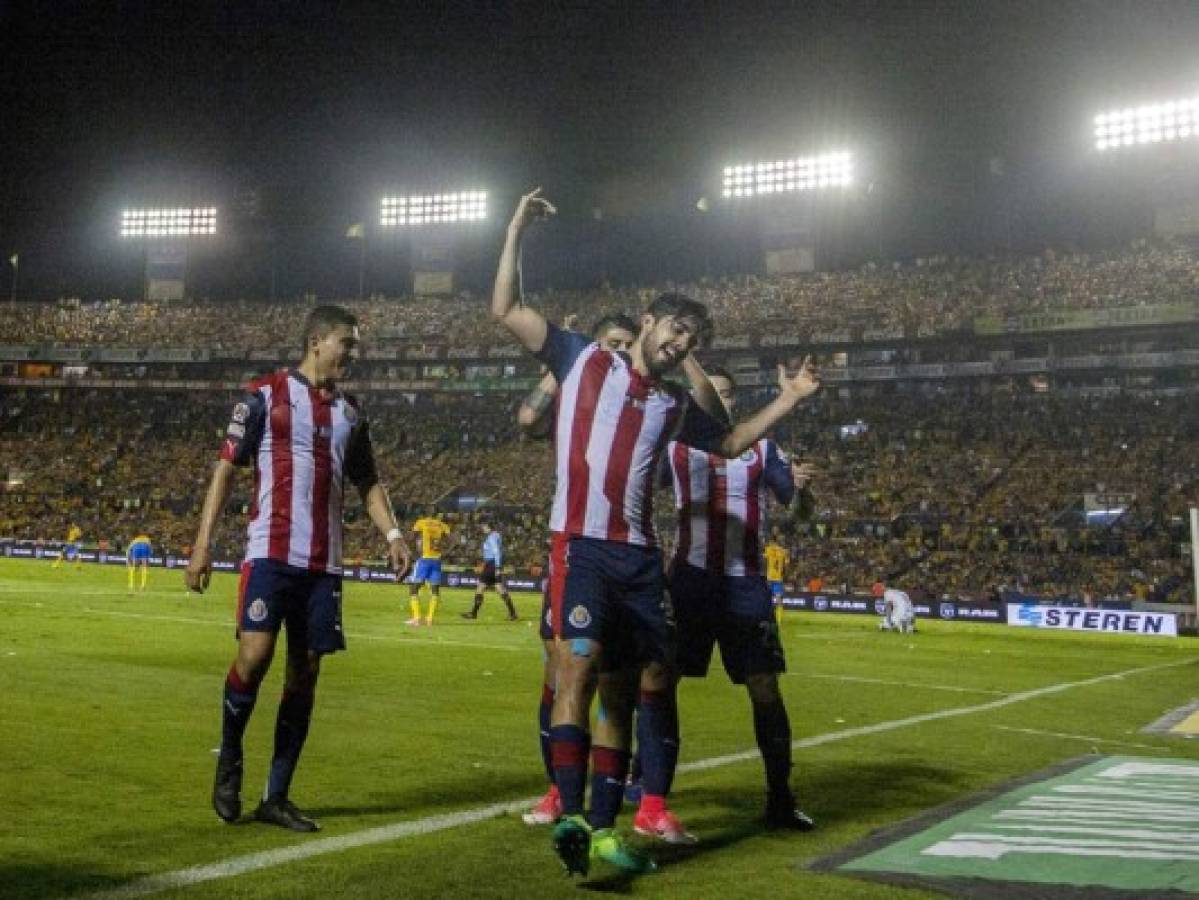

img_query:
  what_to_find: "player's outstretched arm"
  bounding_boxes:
[492,188,557,354]
[718,357,821,458]
[186,460,237,593]
[682,355,730,428]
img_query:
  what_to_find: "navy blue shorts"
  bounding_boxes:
[668,561,785,684]
[559,537,674,670]
[237,559,346,655]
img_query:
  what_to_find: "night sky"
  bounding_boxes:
[3,1,1199,299]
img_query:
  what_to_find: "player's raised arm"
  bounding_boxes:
[717,357,821,458]
[492,188,557,354]
[681,354,730,429]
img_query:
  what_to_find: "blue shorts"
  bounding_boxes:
[129,544,151,563]
[668,561,786,684]
[63,543,80,560]
[768,580,785,598]
[237,559,345,655]
[412,558,443,585]
[560,537,674,670]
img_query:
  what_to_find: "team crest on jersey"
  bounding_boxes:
[568,605,592,629]
[247,598,268,623]
[231,402,250,424]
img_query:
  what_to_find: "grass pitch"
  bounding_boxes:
[2,558,1197,899]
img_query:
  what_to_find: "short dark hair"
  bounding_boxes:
[706,365,735,386]
[646,292,713,346]
[302,305,358,353]
[591,314,638,339]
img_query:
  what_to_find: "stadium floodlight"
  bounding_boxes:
[1094,96,1199,151]
[120,207,217,238]
[721,152,853,199]
[379,191,488,226]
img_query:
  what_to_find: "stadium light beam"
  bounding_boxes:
[1093,96,1199,152]
[379,191,488,227]
[120,207,217,238]
[721,152,853,200]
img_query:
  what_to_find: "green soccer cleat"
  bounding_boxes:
[590,828,657,874]
[551,814,592,877]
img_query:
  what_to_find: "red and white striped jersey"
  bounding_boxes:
[537,324,725,547]
[219,369,377,574]
[667,438,794,576]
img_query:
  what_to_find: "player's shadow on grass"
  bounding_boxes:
[585,760,966,888]
[0,864,129,900]
[305,773,543,819]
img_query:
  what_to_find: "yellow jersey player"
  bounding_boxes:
[127,534,153,593]
[408,513,452,625]
[53,524,83,569]
[763,538,790,626]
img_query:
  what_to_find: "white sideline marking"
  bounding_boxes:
[82,656,1196,899]
[0,597,528,654]
[993,725,1170,752]
[791,672,1007,696]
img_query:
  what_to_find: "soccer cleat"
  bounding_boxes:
[765,795,816,831]
[211,755,243,823]
[404,617,422,626]
[254,797,321,832]
[507,614,519,621]
[551,814,592,876]
[423,618,434,627]
[460,612,477,620]
[633,806,698,845]
[590,828,657,874]
[522,786,563,825]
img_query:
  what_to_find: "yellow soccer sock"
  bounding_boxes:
[425,597,438,625]
[140,567,148,590]
[409,598,422,621]
[128,567,135,590]
[774,603,783,628]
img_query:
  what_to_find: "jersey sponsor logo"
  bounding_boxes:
[568,604,592,629]
[231,402,250,424]
[247,598,268,623]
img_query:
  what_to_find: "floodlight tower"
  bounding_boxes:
[719,152,853,273]
[378,190,488,296]
[1092,94,1199,240]
[119,206,217,300]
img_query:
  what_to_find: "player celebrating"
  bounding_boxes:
[517,314,637,827]
[408,511,451,626]
[186,305,411,832]
[127,533,153,593]
[461,522,518,620]
[879,585,916,633]
[53,523,82,570]
[493,188,820,876]
[640,366,818,837]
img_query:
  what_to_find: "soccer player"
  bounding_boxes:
[879,586,916,633]
[639,366,818,835]
[408,511,451,625]
[493,188,820,875]
[127,533,153,593]
[462,522,518,620]
[763,534,790,627]
[517,314,637,827]
[186,305,412,832]
[53,523,82,569]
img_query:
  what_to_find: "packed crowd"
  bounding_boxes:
[2,383,1193,603]
[2,240,1196,352]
